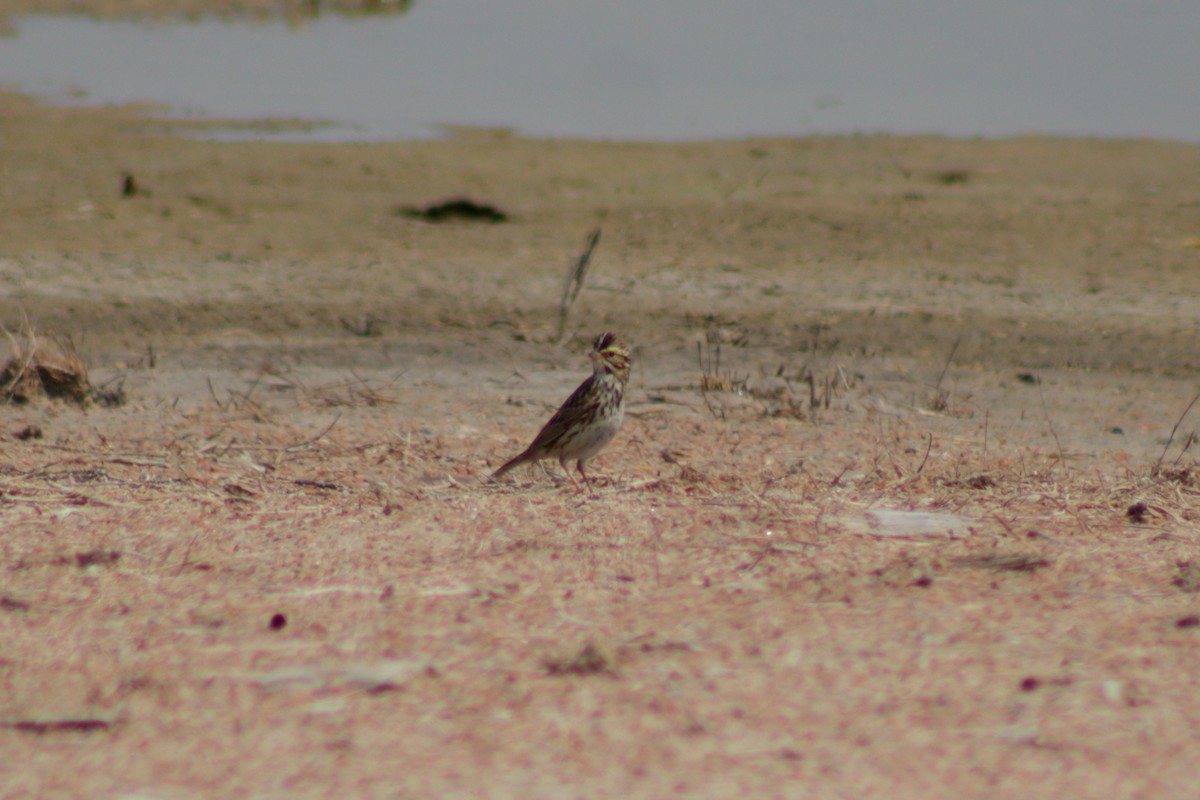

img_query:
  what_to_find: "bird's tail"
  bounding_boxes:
[489,452,529,482]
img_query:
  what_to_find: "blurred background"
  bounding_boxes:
[1,0,1196,142]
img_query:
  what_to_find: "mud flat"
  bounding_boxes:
[2,78,1200,797]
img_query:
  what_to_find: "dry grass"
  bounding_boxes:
[1,325,92,404]
[3,376,1200,796]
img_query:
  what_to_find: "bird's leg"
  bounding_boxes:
[559,455,582,491]
[576,460,593,489]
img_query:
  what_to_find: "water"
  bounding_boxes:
[1,0,1197,142]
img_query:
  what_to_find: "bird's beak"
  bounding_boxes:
[588,351,601,362]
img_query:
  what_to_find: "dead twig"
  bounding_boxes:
[952,553,1051,573]
[1036,378,1067,472]
[175,527,208,576]
[206,377,224,410]
[556,227,602,343]
[929,335,962,412]
[0,718,112,734]
[914,432,934,477]
[1154,389,1200,475]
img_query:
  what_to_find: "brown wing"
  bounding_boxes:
[519,374,598,456]
[491,375,599,479]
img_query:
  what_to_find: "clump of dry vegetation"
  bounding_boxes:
[1,327,92,405]
[544,641,613,677]
[696,334,746,395]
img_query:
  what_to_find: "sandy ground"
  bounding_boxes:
[3,69,1200,799]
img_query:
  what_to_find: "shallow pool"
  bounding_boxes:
[1,0,1196,142]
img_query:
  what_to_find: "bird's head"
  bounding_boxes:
[588,332,632,384]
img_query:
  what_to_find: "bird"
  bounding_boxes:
[491,332,632,489]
